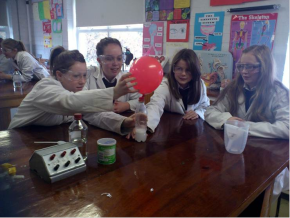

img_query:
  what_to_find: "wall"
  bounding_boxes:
[188,0,289,81]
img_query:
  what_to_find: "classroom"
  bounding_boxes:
[0,0,289,217]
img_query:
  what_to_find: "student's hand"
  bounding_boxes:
[126,128,136,140]
[121,114,136,129]
[113,72,138,100]
[183,110,199,120]
[114,101,130,113]
[0,72,12,80]
[227,117,244,121]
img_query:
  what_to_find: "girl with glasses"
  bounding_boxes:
[205,45,289,139]
[0,38,50,82]
[85,37,140,113]
[127,48,209,139]
[9,47,138,130]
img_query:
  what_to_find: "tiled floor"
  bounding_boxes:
[270,191,289,217]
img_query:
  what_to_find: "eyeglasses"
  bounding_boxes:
[236,63,260,72]
[173,66,191,75]
[99,54,126,64]
[62,70,88,82]
[1,48,12,53]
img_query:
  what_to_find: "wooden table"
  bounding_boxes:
[0,81,37,130]
[0,113,288,216]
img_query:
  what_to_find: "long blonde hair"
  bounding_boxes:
[215,45,288,122]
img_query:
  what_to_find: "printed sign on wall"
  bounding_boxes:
[193,12,225,51]
[143,22,164,56]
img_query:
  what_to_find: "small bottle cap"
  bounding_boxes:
[74,113,82,120]
[139,95,145,102]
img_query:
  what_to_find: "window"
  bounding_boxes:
[0,26,8,39]
[282,36,289,89]
[77,24,143,68]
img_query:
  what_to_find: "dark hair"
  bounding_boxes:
[96,37,122,56]
[1,38,26,51]
[50,49,86,77]
[49,46,65,73]
[214,45,289,122]
[167,49,202,105]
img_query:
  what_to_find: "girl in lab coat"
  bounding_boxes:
[127,48,210,139]
[0,38,50,82]
[9,48,138,132]
[205,45,289,139]
[85,37,140,113]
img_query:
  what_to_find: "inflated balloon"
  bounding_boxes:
[130,56,163,94]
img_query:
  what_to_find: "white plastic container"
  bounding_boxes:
[224,120,250,154]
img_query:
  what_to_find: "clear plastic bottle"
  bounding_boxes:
[69,113,88,160]
[13,69,22,88]
[135,96,147,142]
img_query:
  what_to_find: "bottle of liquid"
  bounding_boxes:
[13,69,22,88]
[135,96,147,142]
[69,113,88,160]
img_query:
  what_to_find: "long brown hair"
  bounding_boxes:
[214,45,289,122]
[1,38,26,51]
[167,49,201,104]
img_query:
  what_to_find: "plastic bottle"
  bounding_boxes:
[13,70,22,88]
[69,113,88,160]
[135,96,147,142]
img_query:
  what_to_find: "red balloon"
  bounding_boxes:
[130,56,163,94]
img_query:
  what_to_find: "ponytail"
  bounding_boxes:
[49,46,66,74]
[1,38,26,51]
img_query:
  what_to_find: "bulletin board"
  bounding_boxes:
[145,0,190,22]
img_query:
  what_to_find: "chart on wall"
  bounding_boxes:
[143,22,164,56]
[229,13,278,66]
[193,12,225,51]
[145,0,190,22]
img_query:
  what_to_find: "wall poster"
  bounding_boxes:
[193,12,225,51]
[229,13,278,74]
[143,22,164,56]
[166,20,189,42]
[145,0,190,22]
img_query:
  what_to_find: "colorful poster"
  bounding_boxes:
[32,3,40,21]
[50,0,56,20]
[167,20,189,42]
[193,12,225,51]
[42,20,51,34]
[195,50,233,90]
[56,1,64,19]
[43,0,51,20]
[229,13,278,68]
[145,0,190,21]
[38,2,45,20]
[210,0,262,6]
[44,34,52,48]
[52,19,62,33]
[143,22,164,56]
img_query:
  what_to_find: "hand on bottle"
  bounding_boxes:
[227,117,244,121]
[113,72,138,100]
[126,128,136,140]
[113,101,130,113]
[122,114,136,129]
[183,110,199,120]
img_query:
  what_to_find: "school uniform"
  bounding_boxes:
[146,77,210,133]
[0,54,14,74]
[205,84,289,139]
[81,65,140,135]
[9,77,116,129]
[85,65,140,110]
[12,51,50,82]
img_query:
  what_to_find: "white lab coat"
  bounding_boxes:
[0,54,14,74]
[9,77,116,129]
[205,84,289,139]
[12,51,50,82]
[85,65,140,110]
[146,78,210,133]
